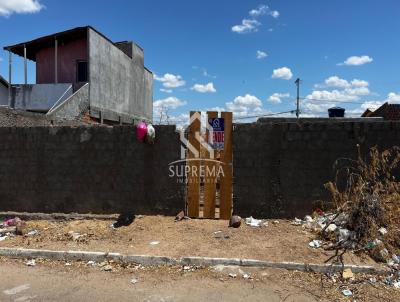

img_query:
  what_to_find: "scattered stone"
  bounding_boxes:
[65,262,72,266]
[228,273,237,278]
[243,274,251,280]
[130,278,139,284]
[229,215,241,228]
[272,220,279,225]
[342,268,354,280]
[175,211,185,222]
[214,231,223,239]
[102,265,113,272]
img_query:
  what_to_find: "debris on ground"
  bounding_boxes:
[342,268,354,280]
[342,289,353,296]
[25,259,36,267]
[293,146,400,289]
[245,217,263,227]
[228,273,237,278]
[112,213,135,228]
[308,240,322,249]
[229,215,241,228]
[130,278,139,284]
[175,211,185,221]
[149,241,160,245]
[26,230,40,237]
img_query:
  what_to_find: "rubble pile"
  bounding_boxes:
[294,147,400,287]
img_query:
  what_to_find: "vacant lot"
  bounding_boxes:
[0,216,378,266]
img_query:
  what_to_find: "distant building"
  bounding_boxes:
[361,102,400,120]
[0,75,8,106]
[3,26,153,123]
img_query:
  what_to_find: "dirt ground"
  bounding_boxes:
[0,257,398,302]
[0,216,379,266]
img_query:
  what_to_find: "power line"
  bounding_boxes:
[233,110,296,121]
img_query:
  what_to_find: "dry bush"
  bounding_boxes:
[325,146,400,259]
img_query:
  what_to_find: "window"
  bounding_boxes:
[76,60,88,82]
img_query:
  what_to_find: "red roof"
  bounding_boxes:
[362,102,400,120]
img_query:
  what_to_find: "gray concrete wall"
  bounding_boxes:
[0,84,8,106]
[233,120,400,218]
[0,125,183,214]
[10,84,72,111]
[88,29,152,123]
[46,83,89,120]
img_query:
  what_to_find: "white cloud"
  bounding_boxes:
[270,10,280,18]
[191,82,216,93]
[324,76,350,88]
[272,67,293,80]
[232,19,261,34]
[0,0,43,17]
[256,50,268,59]
[233,4,279,34]
[268,93,290,104]
[226,94,263,117]
[153,97,187,110]
[351,79,369,87]
[387,92,400,103]
[339,55,373,66]
[154,73,186,88]
[249,4,269,17]
[160,88,172,93]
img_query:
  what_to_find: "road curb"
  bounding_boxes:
[0,247,387,274]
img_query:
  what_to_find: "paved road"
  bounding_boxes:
[0,260,321,302]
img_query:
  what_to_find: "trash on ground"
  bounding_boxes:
[131,278,139,284]
[378,227,388,236]
[229,215,241,228]
[149,241,160,245]
[112,213,135,228]
[0,236,8,241]
[26,230,40,237]
[245,216,263,227]
[342,289,353,296]
[228,273,237,278]
[25,259,36,267]
[243,274,251,280]
[309,240,322,248]
[65,262,72,266]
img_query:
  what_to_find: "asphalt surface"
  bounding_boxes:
[0,261,320,302]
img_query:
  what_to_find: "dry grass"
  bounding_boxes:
[325,146,400,261]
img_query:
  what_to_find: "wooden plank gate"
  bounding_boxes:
[186,111,233,219]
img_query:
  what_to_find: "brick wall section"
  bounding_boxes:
[233,121,400,218]
[0,125,184,215]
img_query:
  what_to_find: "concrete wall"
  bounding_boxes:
[0,83,8,106]
[11,84,72,111]
[233,120,400,218]
[47,83,89,120]
[36,38,88,84]
[0,125,183,214]
[88,28,152,123]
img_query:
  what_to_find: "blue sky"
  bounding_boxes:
[0,0,399,123]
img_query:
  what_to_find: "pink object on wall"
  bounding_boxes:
[136,122,148,141]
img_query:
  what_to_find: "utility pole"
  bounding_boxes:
[295,78,301,119]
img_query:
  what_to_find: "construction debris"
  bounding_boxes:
[294,147,400,289]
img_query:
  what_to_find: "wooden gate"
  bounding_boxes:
[186,111,233,219]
